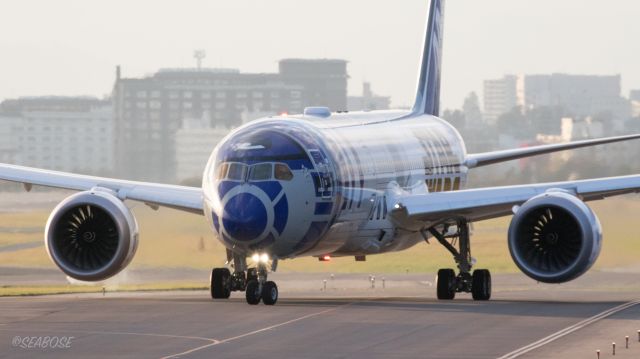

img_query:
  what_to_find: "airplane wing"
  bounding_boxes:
[0,163,204,215]
[464,134,640,168]
[389,175,640,229]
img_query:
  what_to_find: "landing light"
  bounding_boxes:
[319,255,331,262]
[251,253,270,263]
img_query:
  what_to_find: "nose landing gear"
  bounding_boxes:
[210,250,279,305]
[427,219,492,301]
[244,264,278,305]
[245,279,261,304]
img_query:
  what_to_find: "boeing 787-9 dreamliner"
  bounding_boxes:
[2,0,640,305]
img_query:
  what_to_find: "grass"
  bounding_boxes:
[0,233,41,248]
[0,211,47,247]
[0,282,207,297]
[0,211,49,228]
[1,196,640,276]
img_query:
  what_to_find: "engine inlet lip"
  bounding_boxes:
[508,192,599,284]
[45,191,132,281]
[512,204,584,276]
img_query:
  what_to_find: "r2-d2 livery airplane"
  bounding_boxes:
[2,0,640,305]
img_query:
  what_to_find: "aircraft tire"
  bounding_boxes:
[471,269,491,301]
[245,279,262,305]
[262,281,278,305]
[211,268,231,299]
[437,268,456,300]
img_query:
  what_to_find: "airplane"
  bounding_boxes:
[2,0,640,305]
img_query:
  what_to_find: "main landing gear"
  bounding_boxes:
[426,219,491,301]
[210,250,278,305]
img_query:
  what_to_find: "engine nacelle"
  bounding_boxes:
[45,189,139,281]
[508,191,602,283]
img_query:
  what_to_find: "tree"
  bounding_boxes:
[441,109,466,130]
[496,106,527,139]
[528,106,565,135]
[462,92,483,127]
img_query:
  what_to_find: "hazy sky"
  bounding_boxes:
[1,0,638,110]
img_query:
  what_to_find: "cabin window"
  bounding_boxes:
[250,163,273,181]
[274,163,293,181]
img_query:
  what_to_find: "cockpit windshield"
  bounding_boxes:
[250,163,272,181]
[215,163,229,180]
[274,163,293,181]
[227,163,247,181]
[216,162,293,182]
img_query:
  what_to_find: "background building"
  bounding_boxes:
[113,59,348,182]
[347,82,391,111]
[0,97,113,175]
[524,74,630,120]
[279,59,348,112]
[483,73,632,130]
[174,115,231,183]
[483,75,523,125]
[631,89,640,118]
[0,115,20,164]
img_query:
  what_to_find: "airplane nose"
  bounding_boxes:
[222,192,268,242]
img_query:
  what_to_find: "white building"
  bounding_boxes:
[632,101,640,118]
[524,74,630,121]
[0,115,20,164]
[631,90,640,118]
[174,116,232,182]
[0,97,114,175]
[483,75,524,125]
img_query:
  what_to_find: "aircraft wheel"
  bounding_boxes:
[262,281,278,305]
[436,268,456,300]
[245,279,262,305]
[210,268,231,299]
[471,269,491,301]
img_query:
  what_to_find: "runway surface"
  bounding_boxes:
[2,272,640,359]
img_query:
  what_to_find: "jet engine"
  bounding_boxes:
[45,189,139,281]
[508,191,602,283]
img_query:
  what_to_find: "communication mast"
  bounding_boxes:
[193,50,206,71]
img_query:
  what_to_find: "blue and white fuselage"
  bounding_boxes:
[203,110,467,260]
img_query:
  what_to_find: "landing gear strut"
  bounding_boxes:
[427,219,491,301]
[209,250,279,305]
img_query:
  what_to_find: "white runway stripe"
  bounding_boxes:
[497,299,640,359]
[161,302,353,359]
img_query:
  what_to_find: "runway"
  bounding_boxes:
[2,272,640,358]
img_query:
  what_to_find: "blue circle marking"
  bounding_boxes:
[222,193,268,242]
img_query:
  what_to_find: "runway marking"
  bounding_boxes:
[497,299,640,359]
[83,330,219,344]
[161,303,352,359]
[0,327,219,344]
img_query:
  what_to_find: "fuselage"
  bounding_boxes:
[202,110,467,259]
